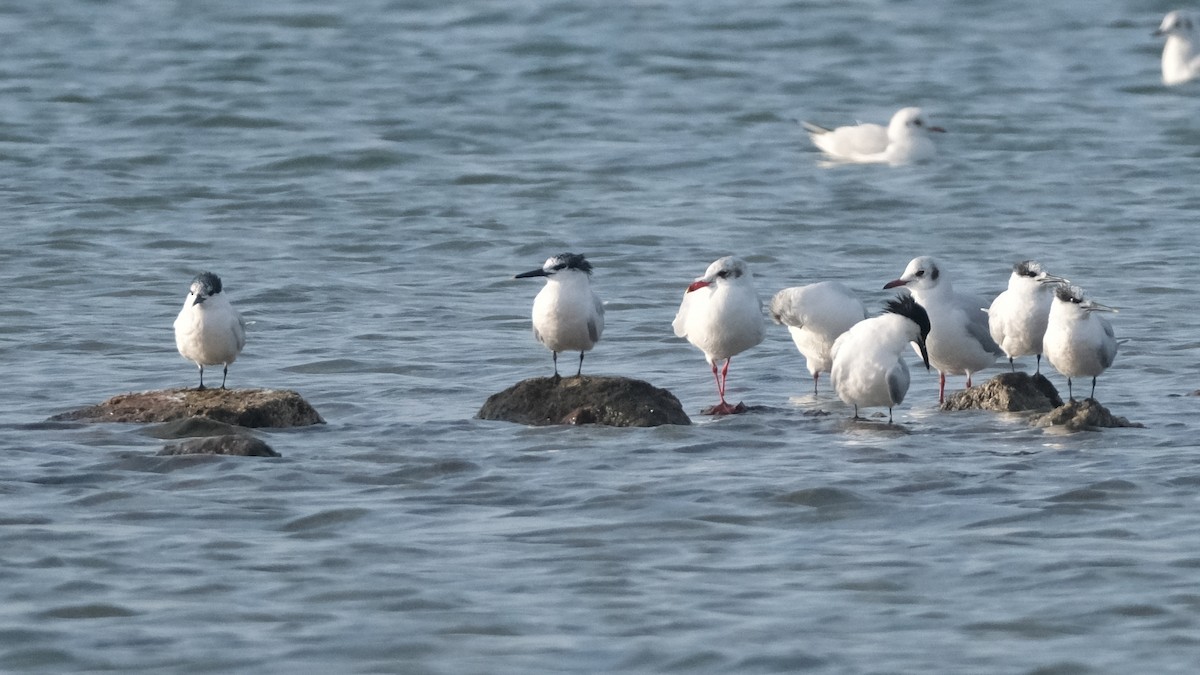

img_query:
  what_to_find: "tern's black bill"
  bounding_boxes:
[515,269,549,279]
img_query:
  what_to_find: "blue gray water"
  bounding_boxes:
[2,0,1199,672]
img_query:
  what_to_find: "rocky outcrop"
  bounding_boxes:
[478,375,691,427]
[1033,398,1144,431]
[50,388,324,428]
[158,435,280,457]
[941,372,1064,412]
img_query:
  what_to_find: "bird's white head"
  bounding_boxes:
[687,256,751,293]
[1014,259,1068,289]
[888,107,945,140]
[883,256,941,292]
[188,271,223,305]
[1156,10,1195,38]
[1054,284,1117,314]
[515,252,594,281]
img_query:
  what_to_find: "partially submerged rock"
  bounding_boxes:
[941,372,1064,413]
[158,435,280,457]
[478,375,691,427]
[1034,398,1144,431]
[50,388,324,428]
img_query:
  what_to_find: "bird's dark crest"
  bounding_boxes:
[884,294,931,339]
[1055,284,1085,304]
[1015,260,1044,278]
[551,252,593,275]
[194,271,223,296]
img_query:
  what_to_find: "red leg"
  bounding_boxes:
[965,372,973,388]
[938,371,946,404]
[702,358,746,415]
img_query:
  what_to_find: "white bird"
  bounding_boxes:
[1156,10,1200,86]
[1042,284,1119,401]
[830,295,931,424]
[802,107,945,166]
[769,281,868,395]
[515,252,604,378]
[884,256,1003,403]
[985,260,1068,374]
[174,271,247,390]
[672,256,765,415]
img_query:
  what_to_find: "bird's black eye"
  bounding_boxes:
[915,270,925,277]
[717,270,729,279]
[914,119,923,126]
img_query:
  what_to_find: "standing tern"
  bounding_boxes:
[1156,10,1200,86]
[515,252,604,378]
[672,256,765,415]
[174,271,246,390]
[830,295,931,423]
[985,260,1068,374]
[1042,284,1118,401]
[884,256,1003,403]
[769,281,868,395]
[802,107,945,166]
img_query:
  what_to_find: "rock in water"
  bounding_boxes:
[1033,398,1143,431]
[158,435,280,457]
[478,375,691,427]
[941,372,1064,412]
[50,388,324,428]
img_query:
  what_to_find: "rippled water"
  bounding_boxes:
[3,0,1200,672]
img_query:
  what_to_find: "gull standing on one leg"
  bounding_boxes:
[769,281,867,395]
[515,252,604,378]
[830,295,931,424]
[985,260,1068,374]
[673,256,765,415]
[1042,284,1118,401]
[174,271,246,390]
[884,256,1003,403]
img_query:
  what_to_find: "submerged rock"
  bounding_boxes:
[1033,398,1144,431]
[941,372,1064,413]
[50,388,324,428]
[478,375,691,427]
[158,435,280,457]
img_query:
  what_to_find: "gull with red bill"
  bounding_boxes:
[884,256,1002,403]
[672,256,765,415]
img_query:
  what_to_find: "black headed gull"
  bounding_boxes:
[174,271,247,390]
[985,260,1068,374]
[1156,10,1200,86]
[1043,284,1118,401]
[884,256,1003,403]
[802,107,945,166]
[830,295,931,423]
[673,256,765,415]
[515,252,605,378]
[769,281,867,395]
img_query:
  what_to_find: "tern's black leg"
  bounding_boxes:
[576,352,585,377]
[1067,377,1074,401]
[1090,376,1097,400]
[1009,357,1015,373]
[1035,354,1042,375]
[197,364,206,391]
[221,364,229,390]
[552,352,560,379]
